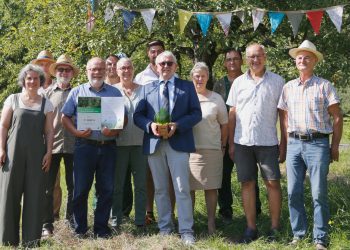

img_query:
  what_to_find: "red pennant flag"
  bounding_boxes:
[306,11,324,35]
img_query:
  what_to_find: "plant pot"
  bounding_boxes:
[156,123,169,139]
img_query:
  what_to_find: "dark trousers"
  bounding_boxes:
[43,153,74,230]
[218,147,262,216]
[73,142,116,236]
[122,167,133,216]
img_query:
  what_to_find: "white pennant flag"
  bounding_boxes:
[104,6,114,22]
[286,12,304,37]
[140,8,156,33]
[235,11,245,23]
[216,13,232,36]
[252,9,265,31]
[326,5,344,32]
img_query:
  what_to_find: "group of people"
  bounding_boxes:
[0,39,342,250]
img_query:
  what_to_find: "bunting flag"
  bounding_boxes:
[86,5,95,32]
[178,9,193,34]
[216,13,232,36]
[235,11,245,23]
[104,6,114,22]
[268,12,285,33]
[306,10,324,35]
[286,12,303,37]
[326,5,344,32]
[89,0,97,13]
[140,9,156,33]
[98,4,346,36]
[252,9,266,31]
[196,13,213,36]
[122,10,137,32]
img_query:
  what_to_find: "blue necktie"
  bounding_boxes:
[162,81,169,113]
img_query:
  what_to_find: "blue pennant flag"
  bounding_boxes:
[268,12,285,33]
[89,0,96,13]
[122,10,137,32]
[196,13,213,36]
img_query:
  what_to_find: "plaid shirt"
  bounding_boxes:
[278,75,340,134]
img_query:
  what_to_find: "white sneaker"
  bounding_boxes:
[181,233,195,246]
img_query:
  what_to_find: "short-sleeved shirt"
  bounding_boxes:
[226,70,285,146]
[277,75,340,134]
[114,83,144,146]
[193,91,228,150]
[4,93,54,114]
[61,82,123,141]
[134,64,159,86]
[46,83,75,154]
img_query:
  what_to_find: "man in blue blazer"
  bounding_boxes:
[134,51,201,245]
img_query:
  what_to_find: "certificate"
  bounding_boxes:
[77,96,125,130]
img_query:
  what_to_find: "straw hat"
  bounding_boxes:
[289,40,324,62]
[49,54,80,77]
[31,50,55,64]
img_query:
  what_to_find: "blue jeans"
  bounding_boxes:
[72,141,116,236]
[286,137,330,244]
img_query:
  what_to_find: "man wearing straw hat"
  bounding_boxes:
[278,40,343,250]
[31,50,56,94]
[42,54,80,236]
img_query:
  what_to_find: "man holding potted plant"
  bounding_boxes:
[134,51,202,245]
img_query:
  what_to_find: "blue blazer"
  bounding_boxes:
[134,77,202,155]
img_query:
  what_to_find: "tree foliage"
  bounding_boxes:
[0,0,349,109]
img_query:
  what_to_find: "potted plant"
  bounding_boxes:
[154,108,171,139]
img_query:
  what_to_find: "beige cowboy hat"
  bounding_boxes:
[289,40,324,62]
[31,50,56,64]
[49,54,80,77]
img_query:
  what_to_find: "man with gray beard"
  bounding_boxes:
[62,57,125,238]
[42,55,80,236]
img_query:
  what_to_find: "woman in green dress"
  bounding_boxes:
[0,64,54,247]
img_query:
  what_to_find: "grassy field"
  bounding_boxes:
[4,121,350,249]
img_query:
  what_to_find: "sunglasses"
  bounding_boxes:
[57,68,73,73]
[159,61,175,67]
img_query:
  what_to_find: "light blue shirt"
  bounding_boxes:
[226,70,285,146]
[61,82,123,141]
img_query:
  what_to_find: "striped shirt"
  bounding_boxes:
[226,70,285,146]
[277,75,340,134]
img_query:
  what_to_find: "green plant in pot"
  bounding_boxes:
[154,108,171,139]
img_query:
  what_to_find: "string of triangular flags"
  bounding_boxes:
[89,3,346,37]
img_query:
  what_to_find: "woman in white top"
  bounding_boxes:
[0,64,54,247]
[189,62,228,235]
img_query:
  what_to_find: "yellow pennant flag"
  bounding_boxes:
[178,9,193,33]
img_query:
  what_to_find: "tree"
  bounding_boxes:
[0,0,349,109]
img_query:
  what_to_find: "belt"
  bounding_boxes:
[289,132,329,141]
[78,138,115,146]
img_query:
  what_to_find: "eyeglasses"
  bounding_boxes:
[246,54,265,60]
[158,61,175,67]
[88,68,105,72]
[57,68,73,73]
[117,66,133,71]
[225,57,242,62]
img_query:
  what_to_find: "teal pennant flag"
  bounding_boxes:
[196,13,213,36]
[268,12,285,33]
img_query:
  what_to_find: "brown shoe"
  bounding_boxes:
[145,212,156,225]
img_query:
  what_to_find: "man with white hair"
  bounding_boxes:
[61,57,125,238]
[134,51,201,245]
[226,43,286,243]
[278,40,343,250]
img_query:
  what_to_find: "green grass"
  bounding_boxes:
[3,140,349,249]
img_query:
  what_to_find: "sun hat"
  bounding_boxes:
[289,40,323,62]
[49,54,80,77]
[31,50,55,64]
